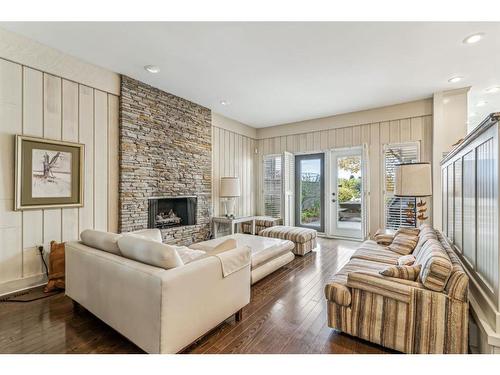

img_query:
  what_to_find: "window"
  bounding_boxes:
[263,155,282,218]
[383,142,419,230]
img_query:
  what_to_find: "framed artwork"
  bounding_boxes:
[15,135,85,210]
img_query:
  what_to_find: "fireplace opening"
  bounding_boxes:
[148,196,197,229]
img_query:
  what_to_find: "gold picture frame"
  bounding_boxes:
[15,135,85,210]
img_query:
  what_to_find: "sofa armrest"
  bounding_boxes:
[157,247,251,353]
[346,271,424,304]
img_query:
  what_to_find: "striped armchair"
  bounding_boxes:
[324,226,469,354]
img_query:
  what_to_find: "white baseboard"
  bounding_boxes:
[0,274,47,297]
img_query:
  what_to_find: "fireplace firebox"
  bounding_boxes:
[148,196,197,229]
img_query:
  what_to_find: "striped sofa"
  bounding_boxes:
[324,225,469,354]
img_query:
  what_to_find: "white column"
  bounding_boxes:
[432,87,469,230]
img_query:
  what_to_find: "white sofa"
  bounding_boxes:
[65,230,251,354]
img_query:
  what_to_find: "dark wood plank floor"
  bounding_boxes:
[0,237,393,354]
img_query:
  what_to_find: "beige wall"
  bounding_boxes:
[212,113,257,217]
[255,99,433,236]
[432,88,469,230]
[0,39,119,296]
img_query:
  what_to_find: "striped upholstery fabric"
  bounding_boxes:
[350,241,400,264]
[380,264,422,281]
[373,229,395,246]
[324,258,389,306]
[388,233,418,255]
[396,227,420,236]
[413,225,438,257]
[438,232,469,302]
[415,239,452,292]
[324,227,469,354]
[241,217,282,234]
[259,226,317,256]
[398,254,416,266]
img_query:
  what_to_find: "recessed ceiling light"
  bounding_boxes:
[220,100,230,106]
[485,86,500,94]
[448,76,463,83]
[144,65,160,74]
[477,101,488,107]
[463,33,484,44]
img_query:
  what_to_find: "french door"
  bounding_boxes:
[295,153,325,232]
[328,147,365,240]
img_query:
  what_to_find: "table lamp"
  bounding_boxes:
[220,177,240,218]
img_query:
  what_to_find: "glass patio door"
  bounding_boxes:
[295,153,325,232]
[330,148,364,239]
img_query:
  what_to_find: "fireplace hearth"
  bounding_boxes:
[148,196,197,229]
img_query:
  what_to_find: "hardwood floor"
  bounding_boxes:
[0,238,393,354]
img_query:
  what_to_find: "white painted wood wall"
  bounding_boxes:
[255,115,433,235]
[0,58,119,295]
[212,126,257,217]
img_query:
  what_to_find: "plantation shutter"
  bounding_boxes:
[263,155,283,218]
[282,151,295,225]
[383,142,420,230]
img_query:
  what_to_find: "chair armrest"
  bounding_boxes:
[346,271,424,304]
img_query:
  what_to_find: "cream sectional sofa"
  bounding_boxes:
[65,229,251,354]
[324,224,469,354]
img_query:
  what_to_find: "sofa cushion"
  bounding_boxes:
[413,225,438,257]
[117,235,184,269]
[128,228,162,243]
[380,264,422,281]
[438,232,469,302]
[398,254,416,266]
[325,258,389,306]
[388,233,418,255]
[350,240,400,264]
[415,239,452,292]
[80,229,122,255]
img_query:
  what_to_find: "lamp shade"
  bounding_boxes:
[220,177,241,197]
[394,162,432,197]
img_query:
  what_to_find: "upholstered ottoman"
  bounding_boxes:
[258,226,317,256]
[241,216,282,234]
[189,233,295,284]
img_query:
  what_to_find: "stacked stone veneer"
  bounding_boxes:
[119,76,212,245]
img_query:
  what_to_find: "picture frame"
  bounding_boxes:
[15,135,85,210]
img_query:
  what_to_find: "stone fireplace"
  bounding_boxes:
[148,196,197,229]
[119,76,212,245]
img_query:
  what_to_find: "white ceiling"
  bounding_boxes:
[1,22,499,128]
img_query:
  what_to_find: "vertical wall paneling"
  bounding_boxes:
[0,56,119,295]
[256,115,432,235]
[453,158,463,252]
[42,73,62,250]
[0,60,22,283]
[61,80,79,242]
[212,127,256,217]
[93,90,108,231]
[78,85,94,233]
[462,150,476,267]
[447,163,454,241]
[21,67,44,277]
[107,94,119,233]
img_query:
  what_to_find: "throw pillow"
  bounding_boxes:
[398,254,416,266]
[396,227,420,236]
[80,229,122,255]
[174,246,207,264]
[117,235,184,269]
[213,238,238,253]
[380,264,422,281]
[128,228,163,243]
[388,233,418,255]
[373,229,394,246]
